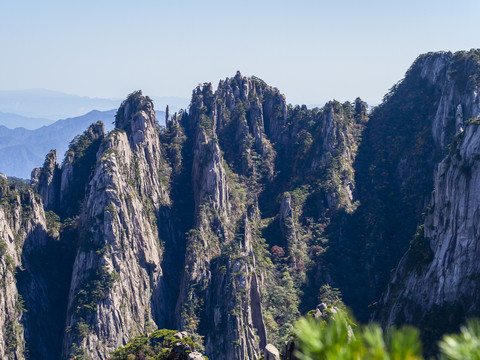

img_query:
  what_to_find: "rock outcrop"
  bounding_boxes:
[176,79,270,360]
[31,150,60,210]
[61,92,174,359]
[0,178,49,360]
[264,343,280,360]
[175,73,365,359]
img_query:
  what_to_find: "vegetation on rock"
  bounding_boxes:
[109,329,206,360]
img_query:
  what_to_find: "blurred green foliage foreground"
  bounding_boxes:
[295,310,480,360]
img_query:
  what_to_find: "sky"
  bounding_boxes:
[0,0,478,107]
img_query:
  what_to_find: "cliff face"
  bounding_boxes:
[381,123,480,321]
[175,73,366,359]
[327,50,480,321]
[175,77,272,360]
[377,51,480,343]
[60,92,175,359]
[0,178,49,360]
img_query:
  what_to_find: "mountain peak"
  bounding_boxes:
[114,91,157,143]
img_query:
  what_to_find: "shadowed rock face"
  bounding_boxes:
[379,120,480,320]
[0,180,50,360]
[374,50,480,350]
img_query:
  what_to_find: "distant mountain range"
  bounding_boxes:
[0,89,121,121]
[0,109,166,179]
[0,112,52,130]
[0,89,187,122]
[0,110,115,178]
[0,88,178,178]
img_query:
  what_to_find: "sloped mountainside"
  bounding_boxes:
[1,49,480,360]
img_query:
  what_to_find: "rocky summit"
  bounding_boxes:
[1,49,480,359]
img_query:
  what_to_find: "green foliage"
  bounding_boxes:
[0,180,36,224]
[159,118,186,177]
[199,114,214,136]
[67,125,100,161]
[439,319,480,360]
[15,294,26,314]
[295,130,313,155]
[45,210,61,239]
[289,186,312,218]
[104,204,118,217]
[6,176,29,186]
[73,321,91,338]
[384,325,423,360]
[115,90,152,129]
[318,284,343,308]
[71,343,93,360]
[264,269,302,347]
[109,329,201,360]
[295,308,480,360]
[5,320,20,356]
[0,240,6,258]
[72,266,117,321]
[295,309,423,360]
[448,50,480,91]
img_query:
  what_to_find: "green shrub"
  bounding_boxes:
[294,309,423,360]
[109,329,200,360]
[72,266,116,320]
[439,319,480,360]
[0,240,6,258]
[45,210,61,238]
[294,308,480,360]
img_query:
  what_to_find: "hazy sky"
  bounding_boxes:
[0,0,478,106]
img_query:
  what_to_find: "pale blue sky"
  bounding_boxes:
[0,0,478,106]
